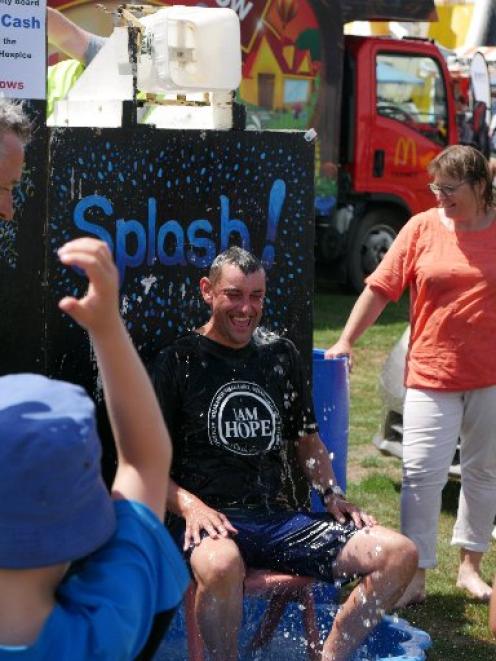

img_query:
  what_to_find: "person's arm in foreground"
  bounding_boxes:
[47,7,97,62]
[58,238,171,520]
[325,285,389,369]
[295,432,376,529]
[490,576,496,637]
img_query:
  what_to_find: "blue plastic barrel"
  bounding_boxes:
[311,349,349,512]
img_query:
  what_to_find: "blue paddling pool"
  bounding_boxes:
[156,588,431,660]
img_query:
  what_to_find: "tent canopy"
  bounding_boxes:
[341,0,437,23]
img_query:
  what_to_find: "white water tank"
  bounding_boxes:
[138,6,242,93]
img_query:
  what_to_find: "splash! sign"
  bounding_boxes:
[45,127,315,367]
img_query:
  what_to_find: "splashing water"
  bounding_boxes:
[253,326,280,345]
[121,295,129,316]
[158,592,429,661]
[141,274,158,294]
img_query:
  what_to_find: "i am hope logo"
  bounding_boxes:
[208,380,282,456]
[73,179,286,281]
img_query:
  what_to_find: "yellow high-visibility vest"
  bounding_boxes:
[47,59,85,117]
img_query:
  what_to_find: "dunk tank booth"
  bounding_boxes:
[2,4,316,486]
[0,4,430,659]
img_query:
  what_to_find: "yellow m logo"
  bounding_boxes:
[394,138,417,167]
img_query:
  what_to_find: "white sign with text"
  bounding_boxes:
[0,0,46,99]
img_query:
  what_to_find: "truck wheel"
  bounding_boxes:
[347,210,402,293]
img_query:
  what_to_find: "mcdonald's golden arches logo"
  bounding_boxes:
[394,137,417,167]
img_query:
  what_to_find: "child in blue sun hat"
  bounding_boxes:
[0,238,189,660]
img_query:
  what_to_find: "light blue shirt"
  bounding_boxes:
[0,500,190,659]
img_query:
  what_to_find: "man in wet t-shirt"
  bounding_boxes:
[153,246,418,661]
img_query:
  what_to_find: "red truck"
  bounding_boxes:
[320,31,459,291]
[50,0,465,291]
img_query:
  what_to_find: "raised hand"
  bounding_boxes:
[57,238,120,335]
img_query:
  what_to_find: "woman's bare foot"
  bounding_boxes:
[456,573,492,602]
[456,549,492,602]
[395,568,426,608]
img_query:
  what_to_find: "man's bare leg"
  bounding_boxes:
[190,537,245,661]
[395,567,426,608]
[322,525,418,661]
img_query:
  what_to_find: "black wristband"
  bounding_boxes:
[320,485,346,504]
[320,487,333,503]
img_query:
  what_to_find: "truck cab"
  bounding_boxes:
[321,35,458,291]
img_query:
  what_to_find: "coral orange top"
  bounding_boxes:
[366,208,496,390]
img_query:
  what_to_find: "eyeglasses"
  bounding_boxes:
[428,181,466,197]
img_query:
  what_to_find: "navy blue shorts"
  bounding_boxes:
[169,506,358,584]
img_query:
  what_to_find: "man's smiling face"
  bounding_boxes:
[200,263,266,349]
[0,130,25,222]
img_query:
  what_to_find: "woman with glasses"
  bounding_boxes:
[326,144,496,606]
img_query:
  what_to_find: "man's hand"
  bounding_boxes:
[57,238,120,335]
[183,499,238,551]
[325,494,377,530]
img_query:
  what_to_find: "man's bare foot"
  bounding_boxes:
[456,571,492,602]
[395,569,426,608]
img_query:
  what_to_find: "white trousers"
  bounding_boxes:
[401,387,496,568]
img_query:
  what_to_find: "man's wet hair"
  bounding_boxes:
[0,100,32,156]
[209,246,264,284]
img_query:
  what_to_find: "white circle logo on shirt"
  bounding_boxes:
[208,381,281,455]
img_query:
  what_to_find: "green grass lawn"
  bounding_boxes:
[313,280,496,660]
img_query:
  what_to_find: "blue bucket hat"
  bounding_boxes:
[0,374,116,569]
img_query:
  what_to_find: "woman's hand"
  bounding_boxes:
[325,339,353,370]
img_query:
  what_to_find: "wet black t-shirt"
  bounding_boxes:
[152,330,317,509]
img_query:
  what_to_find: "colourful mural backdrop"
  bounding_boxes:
[47,1,327,190]
[47,1,437,202]
[48,1,321,126]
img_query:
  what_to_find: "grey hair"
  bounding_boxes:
[208,246,264,284]
[0,100,31,156]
